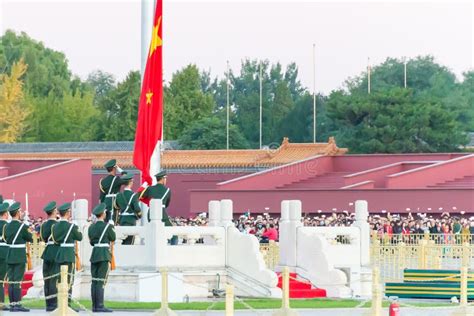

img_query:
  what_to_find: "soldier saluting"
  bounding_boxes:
[99,159,128,224]
[139,171,177,244]
[51,203,83,311]
[39,201,59,311]
[88,203,115,313]
[0,203,10,311]
[114,174,142,245]
[3,202,32,312]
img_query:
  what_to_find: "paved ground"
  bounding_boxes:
[3,307,466,315]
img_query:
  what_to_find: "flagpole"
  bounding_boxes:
[259,61,263,149]
[226,60,230,150]
[141,0,155,77]
[312,43,316,143]
[403,57,407,89]
[367,57,371,94]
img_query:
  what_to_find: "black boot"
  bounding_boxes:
[14,288,29,312]
[95,287,112,313]
[91,284,96,312]
[8,285,15,312]
[49,279,58,311]
[44,280,50,311]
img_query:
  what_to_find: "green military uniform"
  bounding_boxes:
[114,174,142,245]
[4,202,32,312]
[40,201,59,311]
[0,203,9,311]
[140,171,177,244]
[139,171,172,225]
[99,159,128,224]
[88,203,115,313]
[51,203,83,307]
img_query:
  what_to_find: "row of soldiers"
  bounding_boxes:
[0,159,173,312]
[0,199,114,313]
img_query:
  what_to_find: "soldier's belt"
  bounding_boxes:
[60,244,75,248]
[105,194,117,198]
[9,244,26,248]
[120,213,136,216]
[0,242,8,246]
[46,241,55,245]
[93,243,110,248]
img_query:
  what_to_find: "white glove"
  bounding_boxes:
[141,182,149,189]
[108,220,115,226]
[116,166,124,174]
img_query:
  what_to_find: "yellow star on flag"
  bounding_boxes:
[146,91,153,105]
[149,16,162,58]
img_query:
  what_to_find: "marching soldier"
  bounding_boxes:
[4,202,32,312]
[0,203,10,311]
[51,202,83,310]
[99,159,128,224]
[114,174,142,245]
[88,203,115,313]
[139,171,176,244]
[39,201,59,311]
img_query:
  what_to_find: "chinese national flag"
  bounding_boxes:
[133,0,163,186]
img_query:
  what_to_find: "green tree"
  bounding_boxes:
[100,71,141,141]
[165,65,215,140]
[327,88,467,153]
[178,116,249,149]
[0,30,72,98]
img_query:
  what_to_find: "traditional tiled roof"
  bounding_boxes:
[0,138,347,169]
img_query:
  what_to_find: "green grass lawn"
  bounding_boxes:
[18,298,454,310]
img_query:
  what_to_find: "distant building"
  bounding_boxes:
[0,138,346,217]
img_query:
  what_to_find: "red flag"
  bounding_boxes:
[133,0,163,186]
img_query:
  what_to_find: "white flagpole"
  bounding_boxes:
[404,58,407,89]
[259,62,263,149]
[312,43,316,143]
[367,57,371,94]
[24,192,30,224]
[226,60,230,150]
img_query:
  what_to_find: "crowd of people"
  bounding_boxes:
[171,211,474,243]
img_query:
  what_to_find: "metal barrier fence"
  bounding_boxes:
[259,241,280,270]
[371,233,474,282]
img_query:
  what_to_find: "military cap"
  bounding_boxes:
[155,170,167,179]
[58,202,72,214]
[43,201,57,214]
[8,202,21,214]
[121,174,134,181]
[92,203,106,216]
[0,203,9,214]
[104,159,117,169]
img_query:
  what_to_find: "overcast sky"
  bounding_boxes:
[1,0,473,94]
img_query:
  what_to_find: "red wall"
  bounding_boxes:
[386,154,474,188]
[0,160,92,218]
[218,156,333,190]
[332,153,461,172]
[190,188,474,214]
[0,160,68,177]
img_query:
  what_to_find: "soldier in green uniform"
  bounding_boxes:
[114,174,142,245]
[4,202,32,312]
[139,171,177,244]
[39,201,59,311]
[99,159,128,224]
[0,203,10,311]
[51,202,82,310]
[88,203,115,313]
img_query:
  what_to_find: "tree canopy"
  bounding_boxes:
[1,30,471,153]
